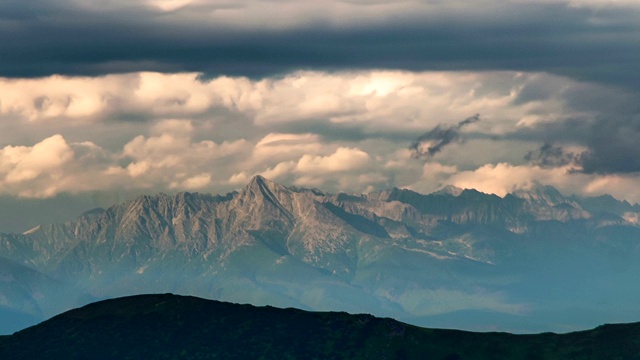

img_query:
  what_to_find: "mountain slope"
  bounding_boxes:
[2,294,640,360]
[1,177,640,334]
[0,257,89,332]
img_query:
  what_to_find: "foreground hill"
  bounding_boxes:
[1,176,640,333]
[1,294,639,360]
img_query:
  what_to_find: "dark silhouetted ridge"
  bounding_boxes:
[2,294,640,359]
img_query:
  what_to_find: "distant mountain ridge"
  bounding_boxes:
[1,176,640,334]
[3,293,640,360]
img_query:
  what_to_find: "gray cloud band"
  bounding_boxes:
[0,2,639,92]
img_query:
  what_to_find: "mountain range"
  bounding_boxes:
[3,293,640,360]
[1,176,640,334]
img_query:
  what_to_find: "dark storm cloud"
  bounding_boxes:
[457,114,482,128]
[1,1,640,92]
[577,116,640,174]
[524,143,578,168]
[410,114,480,158]
[514,113,640,174]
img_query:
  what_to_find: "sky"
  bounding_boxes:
[1,0,640,232]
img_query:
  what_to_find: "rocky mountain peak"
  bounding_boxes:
[247,174,269,187]
[511,183,567,206]
[240,175,292,209]
[246,175,287,194]
[432,185,464,197]
[509,183,589,221]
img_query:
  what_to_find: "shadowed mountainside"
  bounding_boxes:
[1,294,640,360]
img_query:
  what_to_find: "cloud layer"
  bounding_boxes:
[1,69,640,205]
